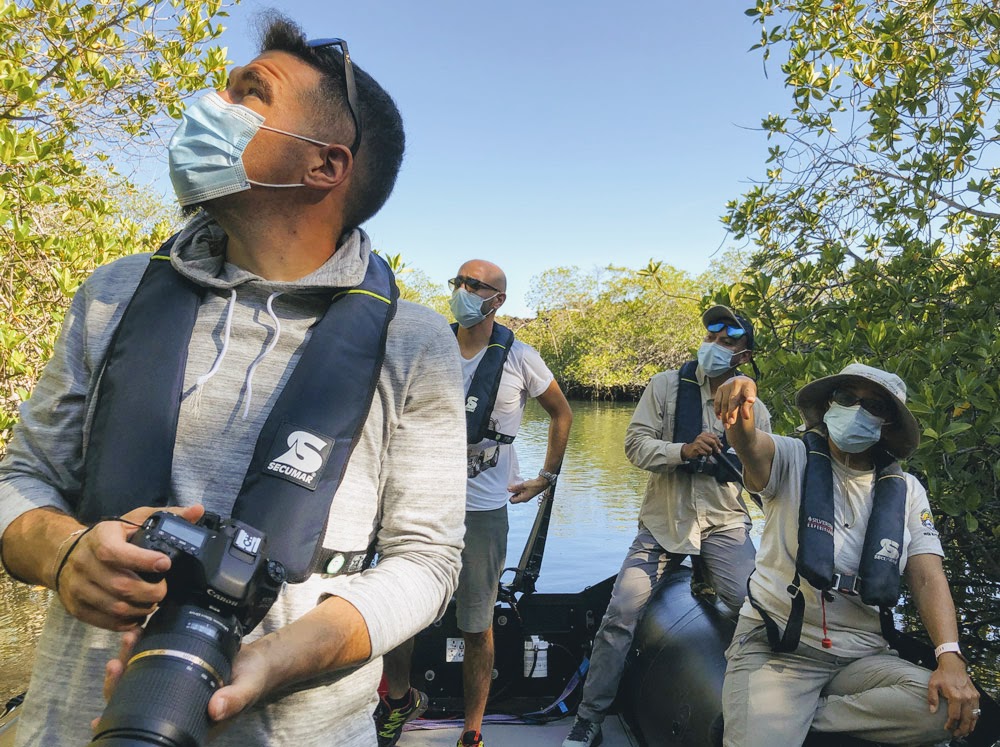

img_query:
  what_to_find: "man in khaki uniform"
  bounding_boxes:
[563,306,770,747]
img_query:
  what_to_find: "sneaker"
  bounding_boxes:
[563,716,603,747]
[373,688,429,747]
[457,730,485,747]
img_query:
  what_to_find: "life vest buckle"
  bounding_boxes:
[831,572,860,596]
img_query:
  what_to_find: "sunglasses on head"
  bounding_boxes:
[306,38,362,156]
[706,321,747,339]
[831,389,894,421]
[448,275,500,293]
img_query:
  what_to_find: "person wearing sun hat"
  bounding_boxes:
[564,305,771,747]
[714,364,980,746]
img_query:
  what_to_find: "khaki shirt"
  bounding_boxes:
[625,365,772,554]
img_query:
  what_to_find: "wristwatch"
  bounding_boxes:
[934,642,967,663]
[538,469,559,487]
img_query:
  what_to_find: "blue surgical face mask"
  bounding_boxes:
[449,288,498,328]
[168,90,329,207]
[697,342,740,378]
[823,402,884,453]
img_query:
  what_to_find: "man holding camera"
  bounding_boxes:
[564,306,770,747]
[0,16,466,747]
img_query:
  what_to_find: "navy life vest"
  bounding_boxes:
[747,430,907,652]
[672,360,743,483]
[79,238,398,582]
[452,322,516,445]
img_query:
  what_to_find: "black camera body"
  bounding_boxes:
[129,511,285,631]
[89,511,286,747]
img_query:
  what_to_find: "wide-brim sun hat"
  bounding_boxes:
[795,363,921,459]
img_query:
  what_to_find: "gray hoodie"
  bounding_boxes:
[0,213,467,746]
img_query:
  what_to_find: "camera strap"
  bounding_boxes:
[80,237,398,582]
[671,360,743,482]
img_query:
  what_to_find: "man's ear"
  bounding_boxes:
[493,292,506,312]
[303,143,353,190]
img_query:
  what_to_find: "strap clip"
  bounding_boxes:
[832,572,860,596]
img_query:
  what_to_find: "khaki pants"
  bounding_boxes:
[722,616,950,746]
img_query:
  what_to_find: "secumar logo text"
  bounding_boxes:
[264,423,334,490]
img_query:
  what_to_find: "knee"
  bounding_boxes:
[601,594,646,631]
[716,585,747,614]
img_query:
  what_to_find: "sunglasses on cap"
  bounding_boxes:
[306,38,362,156]
[706,321,747,339]
[831,389,894,421]
[448,275,500,293]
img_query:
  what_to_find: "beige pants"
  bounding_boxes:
[722,616,951,746]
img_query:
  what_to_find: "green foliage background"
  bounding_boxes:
[711,0,1000,677]
[723,0,1000,574]
[512,264,703,398]
[0,0,230,447]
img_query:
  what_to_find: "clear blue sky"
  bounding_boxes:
[162,1,790,316]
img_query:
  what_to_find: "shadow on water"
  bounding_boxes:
[1,399,997,705]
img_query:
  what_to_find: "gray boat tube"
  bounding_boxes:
[617,567,732,747]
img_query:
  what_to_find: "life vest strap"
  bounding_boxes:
[746,569,805,653]
[316,547,377,577]
[455,322,516,445]
[484,429,516,445]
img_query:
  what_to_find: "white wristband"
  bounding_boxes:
[934,642,965,661]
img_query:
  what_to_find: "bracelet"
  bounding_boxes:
[50,528,86,589]
[934,641,967,663]
[538,469,559,487]
[53,524,97,594]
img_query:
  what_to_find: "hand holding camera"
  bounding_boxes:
[55,505,206,632]
[89,510,286,747]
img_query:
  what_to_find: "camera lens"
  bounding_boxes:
[90,603,241,747]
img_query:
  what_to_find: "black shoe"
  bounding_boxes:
[373,688,428,747]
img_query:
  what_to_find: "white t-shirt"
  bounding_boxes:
[462,339,553,511]
[742,433,944,657]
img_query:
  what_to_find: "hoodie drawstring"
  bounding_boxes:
[188,289,285,420]
[190,289,237,415]
[242,292,284,420]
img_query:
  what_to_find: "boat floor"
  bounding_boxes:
[0,714,638,747]
[400,713,638,746]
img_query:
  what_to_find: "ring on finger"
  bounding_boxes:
[971,708,981,717]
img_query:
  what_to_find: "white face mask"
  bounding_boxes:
[697,342,740,378]
[168,90,330,206]
[823,402,884,453]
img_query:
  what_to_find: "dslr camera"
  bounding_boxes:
[89,511,286,747]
